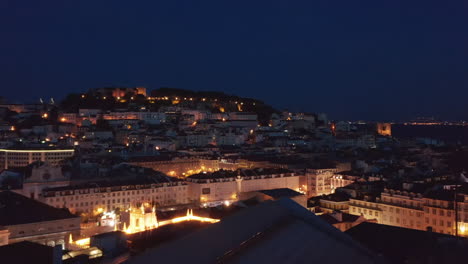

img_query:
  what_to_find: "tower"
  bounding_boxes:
[376,123,391,136]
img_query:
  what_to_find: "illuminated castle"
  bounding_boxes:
[376,123,391,136]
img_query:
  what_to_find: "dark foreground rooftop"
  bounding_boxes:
[0,191,78,226]
[0,241,61,264]
[257,188,303,199]
[346,222,468,264]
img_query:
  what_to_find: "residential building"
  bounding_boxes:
[0,147,75,170]
[305,168,338,198]
[187,168,302,206]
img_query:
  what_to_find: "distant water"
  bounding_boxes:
[392,125,468,144]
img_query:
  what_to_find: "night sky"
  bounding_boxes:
[1,0,467,121]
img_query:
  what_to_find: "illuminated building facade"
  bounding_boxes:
[349,188,468,237]
[42,180,189,215]
[90,87,147,98]
[128,157,220,177]
[125,205,158,233]
[0,148,75,170]
[102,111,166,125]
[305,168,338,198]
[330,174,355,193]
[187,169,302,206]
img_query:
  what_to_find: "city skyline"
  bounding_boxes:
[3,2,468,263]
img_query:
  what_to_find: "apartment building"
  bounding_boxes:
[41,178,188,215]
[305,168,338,198]
[186,168,302,206]
[349,188,468,236]
[0,147,75,169]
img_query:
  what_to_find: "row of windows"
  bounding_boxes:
[48,186,186,198]
[68,198,188,213]
[51,191,185,203]
[351,207,379,217]
[383,197,422,207]
[16,223,75,236]
[425,218,453,228]
[424,207,452,217]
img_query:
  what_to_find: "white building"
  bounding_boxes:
[187,168,303,206]
[0,147,75,170]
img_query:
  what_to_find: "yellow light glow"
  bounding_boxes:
[74,238,90,247]
[10,126,15,131]
[122,208,219,235]
[60,117,66,122]
[42,113,48,118]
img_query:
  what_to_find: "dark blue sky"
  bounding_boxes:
[1,0,467,121]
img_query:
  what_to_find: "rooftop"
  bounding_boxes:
[0,191,78,226]
[0,241,59,264]
[257,188,304,199]
[187,168,293,180]
[129,199,385,264]
[346,222,468,264]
